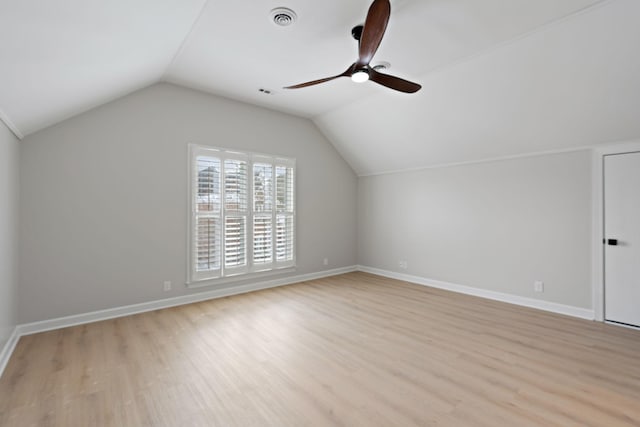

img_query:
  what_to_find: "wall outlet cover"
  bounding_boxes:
[534,281,544,293]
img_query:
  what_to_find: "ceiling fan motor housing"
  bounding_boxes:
[351,25,364,41]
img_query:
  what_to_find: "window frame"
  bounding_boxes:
[187,144,296,287]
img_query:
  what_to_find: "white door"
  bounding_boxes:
[604,152,640,327]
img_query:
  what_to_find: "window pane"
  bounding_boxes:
[276,215,294,262]
[225,216,246,267]
[276,166,294,212]
[195,217,221,271]
[253,216,272,264]
[253,163,273,212]
[224,160,247,211]
[197,157,221,212]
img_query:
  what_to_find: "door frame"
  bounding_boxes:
[592,139,640,322]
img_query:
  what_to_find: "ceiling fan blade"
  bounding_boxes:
[284,64,356,89]
[284,76,342,89]
[357,0,391,66]
[369,68,422,93]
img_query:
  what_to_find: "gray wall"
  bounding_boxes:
[19,83,357,323]
[0,120,19,348]
[358,150,592,309]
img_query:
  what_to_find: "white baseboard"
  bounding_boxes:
[0,266,356,379]
[18,266,358,337]
[357,265,595,320]
[0,327,20,378]
[1,263,595,379]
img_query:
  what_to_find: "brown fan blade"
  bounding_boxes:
[357,0,391,66]
[284,64,356,89]
[369,68,421,93]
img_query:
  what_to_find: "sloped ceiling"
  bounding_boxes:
[2,0,639,175]
[315,0,640,175]
[0,0,207,136]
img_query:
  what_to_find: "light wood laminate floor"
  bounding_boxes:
[1,272,640,426]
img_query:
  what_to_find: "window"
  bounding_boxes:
[189,145,295,285]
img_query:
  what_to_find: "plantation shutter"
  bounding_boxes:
[275,160,295,268]
[189,145,295,285]
[192,149,222,281]
[223,153,249,276]
[252,160,274,271]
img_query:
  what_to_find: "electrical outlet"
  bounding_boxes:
[323,258,328,266]
[163,281,172,292]
[399,260,408,269]
[534,280,544,293]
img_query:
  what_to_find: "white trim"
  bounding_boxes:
[358,146,595,177]
[0,109,23,140]
[605,321,640,331]
[186,266,296,288]
[0,327,20,379]
[592,149,604,321]
[357,137,640,178]
[592,140,640,323]
[358,265,595,320]
[17,266,357,337]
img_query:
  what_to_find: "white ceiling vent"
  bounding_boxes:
[270,7,297,27]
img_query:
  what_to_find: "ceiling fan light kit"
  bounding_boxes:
[351,70,370,83]
[284,0,421,93]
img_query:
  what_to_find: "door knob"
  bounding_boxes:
[606,239,619,246]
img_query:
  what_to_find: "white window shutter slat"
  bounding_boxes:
[224,159,248,212]
[224,216,247,270]
[275,215,294,262]
[253,163,273,213]
[195,217,221,272]
[253,216,273,265]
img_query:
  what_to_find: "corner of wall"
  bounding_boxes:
[0,119,20,376]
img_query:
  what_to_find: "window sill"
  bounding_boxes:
[186,266,297,289]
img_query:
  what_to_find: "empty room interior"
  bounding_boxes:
[1,0,640,425]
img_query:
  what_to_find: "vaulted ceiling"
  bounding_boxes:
[2,0,639,175]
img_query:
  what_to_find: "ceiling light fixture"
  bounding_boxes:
[351,69,370,83]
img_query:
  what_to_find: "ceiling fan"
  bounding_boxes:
[284,0,421,93]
